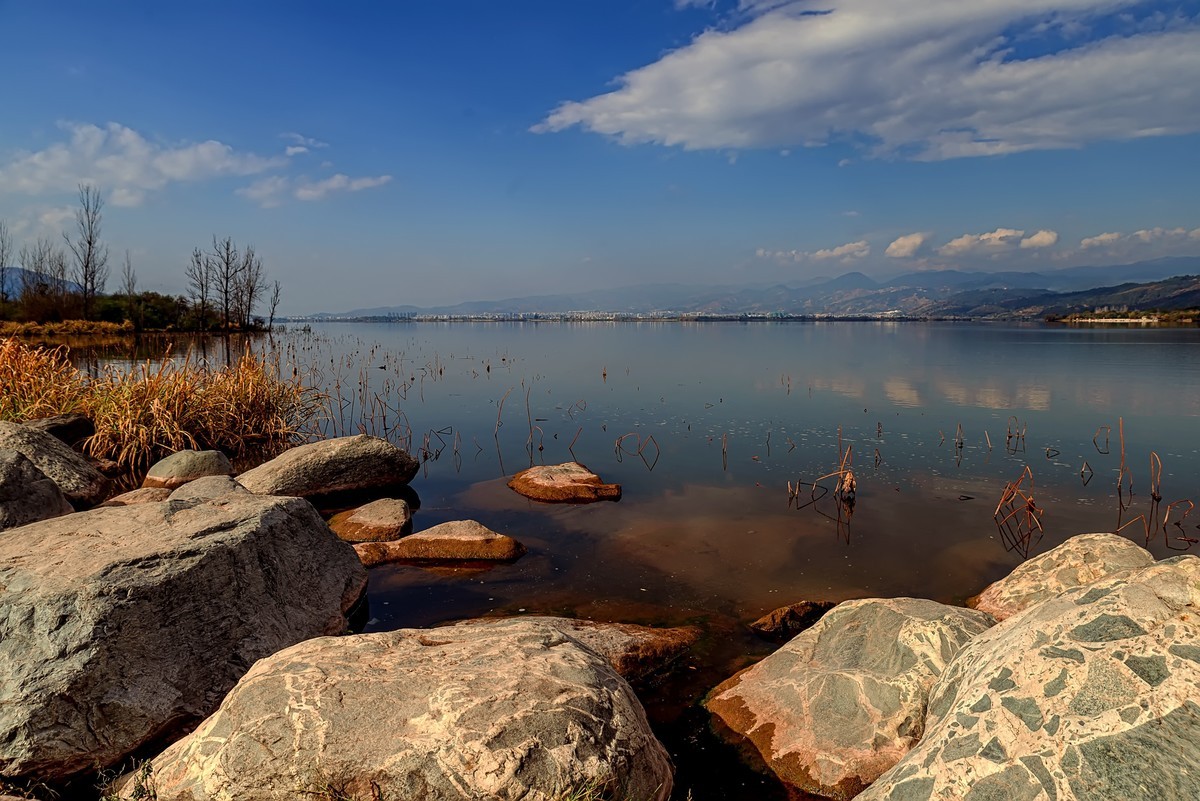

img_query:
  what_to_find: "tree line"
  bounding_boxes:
[0,184,281,331]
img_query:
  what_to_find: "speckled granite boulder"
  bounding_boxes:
[354,519,524,566]
[237,435,419,497]
[0,494,367,782]
[0,421,108,509]
[142,449,234,490]
[100,487,172,507]
[860,555,1200,801]
[970,533,1154,621]
[124,619,673,801]
[707,598,995,800]
[167,475,249,503]
[0,450,74,529]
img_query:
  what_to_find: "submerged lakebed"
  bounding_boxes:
[81,320,1200,799]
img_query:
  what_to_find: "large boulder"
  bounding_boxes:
[0,450,74,530]
[237,434,419,498]
[141,449,234,490]
[508,462,621,503]
[354,519,525,566]
[167,474,249,503]
[328,497,412,542]
[0,493,367,782]
[21,414,95,447]
[100,487,172,507]
[969,532,1154,621]
[450,616,701,682]
[707,598,995,800]
[124,619,674,801]
[0,420,109,509]
[860,555,1200,801]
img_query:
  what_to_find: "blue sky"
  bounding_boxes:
[1,0,1198,313]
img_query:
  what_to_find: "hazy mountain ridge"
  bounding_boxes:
[309,257,1200,318]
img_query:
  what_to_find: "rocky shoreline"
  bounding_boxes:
[2,417,1198,799]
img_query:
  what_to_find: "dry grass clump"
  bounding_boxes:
[0,320,131,337]
[1,337,322,472]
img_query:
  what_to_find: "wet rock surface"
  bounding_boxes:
[328,497,412,542]
[353,519,524,566]
[749,599,837,641]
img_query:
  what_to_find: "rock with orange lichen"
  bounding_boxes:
[508,462,621,503]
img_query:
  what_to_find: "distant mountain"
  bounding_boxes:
[0,267,82,298]
[304,256,1200,319]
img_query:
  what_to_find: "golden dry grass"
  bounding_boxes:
[0,320,131,337]
[1,337,322,472]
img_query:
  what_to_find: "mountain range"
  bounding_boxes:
[310,257,1200,319]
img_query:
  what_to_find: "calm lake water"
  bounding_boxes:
[85,321,1200,799]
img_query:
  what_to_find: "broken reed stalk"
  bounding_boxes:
[494,387,513,435]
[1093,424,1112,454]
[955,423,964,450]
[1150,451,1163,501]
[984,430,992,451]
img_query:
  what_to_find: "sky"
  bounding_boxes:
[1,0,1198,314]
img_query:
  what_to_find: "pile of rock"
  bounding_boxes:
[707,533,1200,800]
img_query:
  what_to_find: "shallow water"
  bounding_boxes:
[82,321,1200,799]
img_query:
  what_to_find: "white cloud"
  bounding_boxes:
[0,121,284,206]
[293,174,392,202]
[758,239,869,263]
[235,176,291,208]
[1020,229,1059,248]
[285,146,309,157]
[885,232,929,258]
[38,206,75,230]
[535,1,1200,160]
[1080,231,1122,249]
[938,228,1025,257]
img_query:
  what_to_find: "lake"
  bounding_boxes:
[89,321,1200,798]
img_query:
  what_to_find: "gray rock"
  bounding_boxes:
[0,420,109,509]
[707,597,995,800]
[749,599,837,641]
[970,532,1153,621]
[237,434,419,498]
[450,616,701,681]
[166,474,249,502]
[0,493,367,782]
[21,414,95,447]
[125,619,674,801]
[142,449,234,490]
[0,450,74,530]
[354,519,524,566]
[859,555,1200,801]
[100,487,172,507]
[328,497,412,542]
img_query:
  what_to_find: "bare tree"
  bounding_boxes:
[63,184,109,320]
[0,220,12,313]
[17,238,54,320]
[267,279,282,331]
[185,247,213,331]
[121,250,139,329]
[47,246,73,316]
[235,245,265,328]
[210,235,242,330]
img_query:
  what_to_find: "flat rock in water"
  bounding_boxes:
[0,493,367,783]
[0,421,109,509]
[328,497,412,542]
[100,487,172,506]
[750,599,838,641]
[142,449,234,490]
[236,434,419,498]
[167,475,249,502]
[860,555,1200,801]
[508,462,621,503]
[21,414,95,447]
[452,616,700,682]
[707,597,995,800]
[353,519,524,566]
[0,450,74,530]
[125,619,674,801]
[970,532,1154,621]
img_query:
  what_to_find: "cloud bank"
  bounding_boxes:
[536,0,1200,160]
